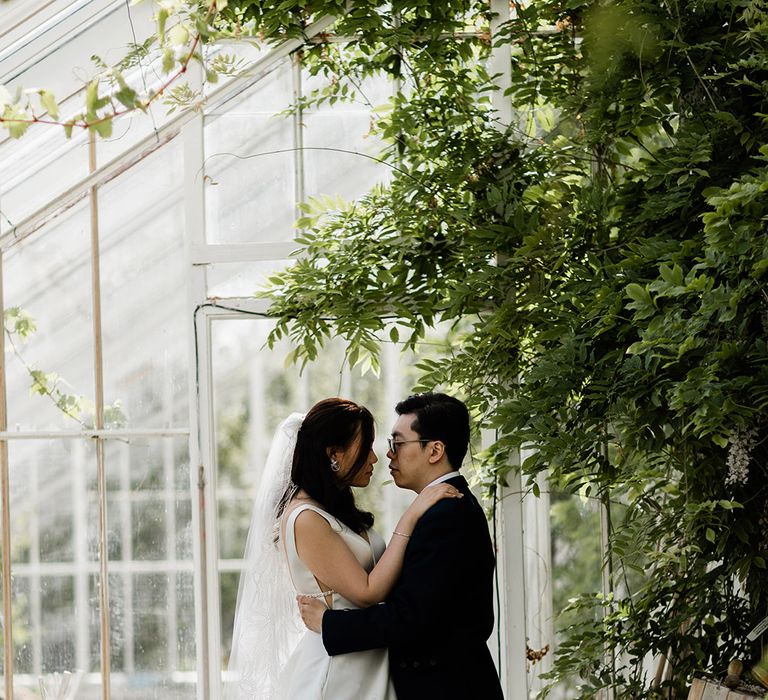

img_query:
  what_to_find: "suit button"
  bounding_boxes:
[412,661,420,669]
[398,662,407,669]
[428,659,437,667]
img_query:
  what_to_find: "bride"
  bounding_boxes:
[226,397,462,699]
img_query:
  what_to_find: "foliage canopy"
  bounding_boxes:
[249,0,768,696]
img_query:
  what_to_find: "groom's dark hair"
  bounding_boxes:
[396,393,470,469]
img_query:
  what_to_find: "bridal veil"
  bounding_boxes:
[224,412,305,700]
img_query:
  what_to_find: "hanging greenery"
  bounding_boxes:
[251,0,768,697]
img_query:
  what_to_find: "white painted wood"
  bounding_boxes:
[489,0,529,696]
[184,58,213,699]
[0,428,189,439]
[190,242,298,265]
[524,466,554,694]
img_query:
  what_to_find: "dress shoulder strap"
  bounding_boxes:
[285,503,343,534]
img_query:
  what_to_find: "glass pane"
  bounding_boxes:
[101,436,192,561]
[88,572,124,674]
[204,60,296,244]
[175,571,197,672]
[132,500,167,561]
[98,136,188,430]
[133,573,169,670]
[549,489,603,697]
[103,438,194,696]
[7,436,194,695]
[206,259,294,298]
[302,72,392,202]
[522,472,554,695]
[40,576,76,671]
[4,201,95,431]
[0,126,90,234]
[0,1,158,234]
[9,439,96,694]
[12,576,32,674]
[97,106,178,168]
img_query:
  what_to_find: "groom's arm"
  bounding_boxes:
[321,500,467,655]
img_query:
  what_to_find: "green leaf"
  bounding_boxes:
[2,105,30,138]
[90,118,113,138]
[161,48,175,74]
[712,434,729,449]
[624,283,654,317]
[157,8,169,43]
[7,119,29,139]
[718,500,742,510]
[38,89,59,119]
[4,307,37,339]
[85,80,104,120]
[114,85,138,110]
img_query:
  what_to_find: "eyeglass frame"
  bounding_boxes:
[387,437,434,454]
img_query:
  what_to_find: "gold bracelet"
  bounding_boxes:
[393,530,411,539]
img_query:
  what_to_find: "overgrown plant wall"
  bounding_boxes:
[256,1,768,697]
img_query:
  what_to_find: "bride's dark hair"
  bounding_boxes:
[279,397,375,534]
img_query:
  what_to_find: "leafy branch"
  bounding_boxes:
[0,0,231,139]
[3,308,126,429]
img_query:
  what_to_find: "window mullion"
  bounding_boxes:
[88,131,112,700]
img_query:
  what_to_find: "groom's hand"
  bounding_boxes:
[297,595,327,633]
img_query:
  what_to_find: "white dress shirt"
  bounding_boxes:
[424,470,461,489]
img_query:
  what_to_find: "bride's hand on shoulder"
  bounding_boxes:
[407,482,463,520]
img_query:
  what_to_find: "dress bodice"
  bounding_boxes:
[283,503,386,610]
[277,503,396,699]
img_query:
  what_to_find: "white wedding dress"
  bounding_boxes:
[278,503,396,700]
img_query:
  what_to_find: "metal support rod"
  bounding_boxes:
[0,428,189,440]
[599,436,615,700]
[182,57,212,697]
[197,460,210,696]
[600,491,616,700]
[292,54,305,219]
[600,493,614,598]
[0,252,15,700]
[489,0,528,696]
[89,132,111,700]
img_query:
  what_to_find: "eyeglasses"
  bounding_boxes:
[387,437,433,454]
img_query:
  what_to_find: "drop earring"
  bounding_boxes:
[330,457,340,472]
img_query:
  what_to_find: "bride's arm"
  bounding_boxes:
[293,484,462,608]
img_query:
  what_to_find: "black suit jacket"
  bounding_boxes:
[322,475,504,700]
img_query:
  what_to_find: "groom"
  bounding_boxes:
[299,392,504,700]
